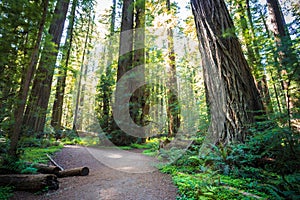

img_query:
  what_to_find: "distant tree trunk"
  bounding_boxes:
[102,0,117,133]
[51,0,77,130]
[73,13,92,131]
[9,0,49,157]
[23,0,70,136]
[239,0,274,114]
[191,0,264,147]
[266,0,299,125]
[112,0,137,145]
[260,9,283,113]
[166,0,180,138]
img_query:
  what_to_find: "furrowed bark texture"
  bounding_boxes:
[191,0,264,145]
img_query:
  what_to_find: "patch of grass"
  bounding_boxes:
[119,146,132,150]
[142,149,158,156]
[130,143,152,149]
[21,144,63,164]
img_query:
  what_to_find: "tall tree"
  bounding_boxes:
[190,0,264,147]
[233,0,273,114]
[73,11,93,131]
[99,0,117,133]
[165,0,180,138]
[130,0,148,138]
[0,0,44,131]
[8,0,50,157]
[111,0,137,145]
[266,0,299,125]
[245,0,273,114]
[51,0,78,131]
[23,0,70,135]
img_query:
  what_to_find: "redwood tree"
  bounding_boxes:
[9,0,50,157]
[23,0,70,135]
[190,0,264,146]
[51,0,78,130]
[266,0,299,125]
[165,0,180,138]
[111,0,137,145]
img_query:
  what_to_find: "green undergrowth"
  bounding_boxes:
[119,139,158,151]
[161,164,271,199]
[21,144,63,164]
[0,186,14,200]
[60,136,99,146]
[161,158,300,200]
[155,122,300,200]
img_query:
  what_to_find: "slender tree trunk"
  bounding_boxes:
[73,13,92,131]
[266,0,299,126]
[166,0,180,138]
[191,0,264,147]
[102,0,117,133]
[260,9,283,113]
[51,0,77,130]
[9,0,49,157]
[239,0,274,113]
[23,0,70,135]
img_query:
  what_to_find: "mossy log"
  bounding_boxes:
[0,174,59,191]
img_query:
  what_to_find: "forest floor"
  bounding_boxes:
[12,145,178,200]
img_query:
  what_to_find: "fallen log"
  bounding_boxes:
[25,162,61,175]
[57,167,89,178]
[0,174,59,191]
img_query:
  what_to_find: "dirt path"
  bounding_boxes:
[12,145,178,200]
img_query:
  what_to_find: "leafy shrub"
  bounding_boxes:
[0,186,13,200]
[160,116,300,199]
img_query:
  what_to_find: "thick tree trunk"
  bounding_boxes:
[23,0,70,135]
[9,0,49,157]
[0,174,59,191]
[112,0,137,146]
[191,0,264,147]
[130,0,148,143]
